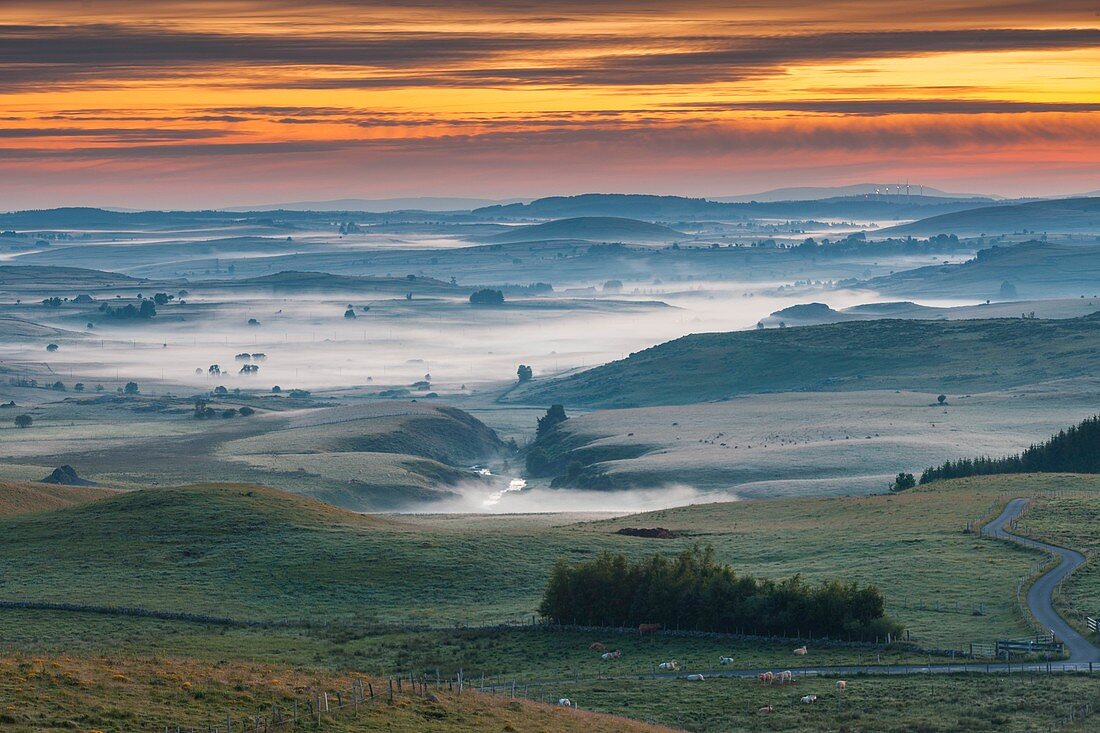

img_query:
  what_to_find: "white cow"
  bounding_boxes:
[718,656,735,665]
[558,698,572,707]
[778,670,793,684]
[836,680,847,691]
[657,661,679,671]
[793,646,808,656]
[684,674,705,681]
[800,694,818,704]
[600,650,621,661]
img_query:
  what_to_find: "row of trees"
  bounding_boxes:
[539,546,901,639]
[920,414,1100,484]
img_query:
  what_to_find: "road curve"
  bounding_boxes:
[984,497,1100,662]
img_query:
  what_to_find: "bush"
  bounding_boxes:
[517,364,533,382]
[14,414,32,429]
[124,381,139,395]
[536,404,567,437]
[46,343,59,352]
[469,289,505,305]
[539,546,900,639]
[238,406,255,417]
[891,472,916,492]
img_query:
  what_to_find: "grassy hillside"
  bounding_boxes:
[509,314,1100,408]
[864,241,1100,299]
[0,480,111,517]
[2,475,1093,649]
[882,196,1100,236]
[0,265,145,290]
[212,270,458,294]
[481,217,685,243]
[0,652,669,733]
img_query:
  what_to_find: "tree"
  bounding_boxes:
[14,414,32,428]
[124,381,140,395]
[344,304,357,319]
[51,380,66,391]
[74,383,85,392]
[247,318,260,326]
[153,292,172,305]
[891,472,916,492]
[937,394,947,405]
[238,406,255,417]
[517,364,533,382]
[138,300,157,318]
[536,404,568,437]
[602,279,623,293]
[46,343,59,352]
[214,385,228,395]
[469,289,505,305]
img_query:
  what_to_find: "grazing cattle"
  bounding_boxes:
[657,661,679,671]
[757,671,774,684]
[600,650,621,661]
[800,694,818,704]
[638,623,661,635]
[758,705,775,714]
[558,698,572,707]
[718,656,734,665]
[589,642,605,651]
[684,674,705,681]
[779,670,793,684]
[836,680,847,690]
[793,646,808,656]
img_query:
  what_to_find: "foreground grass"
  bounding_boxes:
[543,673,1100,733]
[4,475,1099,654]
[0,653,670,733]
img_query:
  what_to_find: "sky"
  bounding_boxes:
[2,1,1099,209]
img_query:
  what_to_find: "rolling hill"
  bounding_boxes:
[204,270,458,294]
[863,241,1100,299]
[506,314,1100,408]
[880,197,1100,237]
[480,216,685,243]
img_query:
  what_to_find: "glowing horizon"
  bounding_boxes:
[2,1,1099,209]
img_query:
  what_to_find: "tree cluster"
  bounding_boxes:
[921,414,1100,484]
[469,289,505,305]
[538,546,900,639]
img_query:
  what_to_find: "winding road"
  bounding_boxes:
[984,497,1100,663]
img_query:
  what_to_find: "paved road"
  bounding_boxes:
[984,497,1100,662]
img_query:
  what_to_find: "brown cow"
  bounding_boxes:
[638,623,661,635]
[589,642,606,651]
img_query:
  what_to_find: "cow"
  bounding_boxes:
[684,674,705,681]
[836,680,847,690]
[793,646,808,656]
[757,671,774,684]
[558,698,572,707]
[779,670,793,684]
[589,642,605,651]
[600,650,621,661]
[800,694,818,704]
[638,623,661,635]
[758,705,775,714]
[657,661,679,671]
[718,656,734,665]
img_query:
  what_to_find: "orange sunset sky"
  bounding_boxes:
[2,0,1099,209]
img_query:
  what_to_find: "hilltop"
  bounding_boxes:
[507,314,1100,408]
[880,197,1100,237]
[0,265,145,290]
[204,270,458,294]
[480,217,685,243]
[0,480,112,517]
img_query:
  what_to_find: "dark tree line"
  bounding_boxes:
[538,546,900,639]
[921,414,1100,484]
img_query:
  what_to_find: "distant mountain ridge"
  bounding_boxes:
[716,183,1001,202]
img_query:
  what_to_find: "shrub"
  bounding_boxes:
[238,406,255,417]
[14,414,32,428]
[891,472,916,492]
[539,546,900,638]
[124,381,139,395]
[517,364,533,382]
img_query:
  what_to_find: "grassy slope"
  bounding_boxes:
[3,476,1097,649]
[482,217,684,243]
[881,196,1100,236]
[0,480,112,517]
[865,241,1100,298]
[0,653,670,733]
[509,315,1100,408]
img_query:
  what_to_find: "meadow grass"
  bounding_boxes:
[3,474,1098,656]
